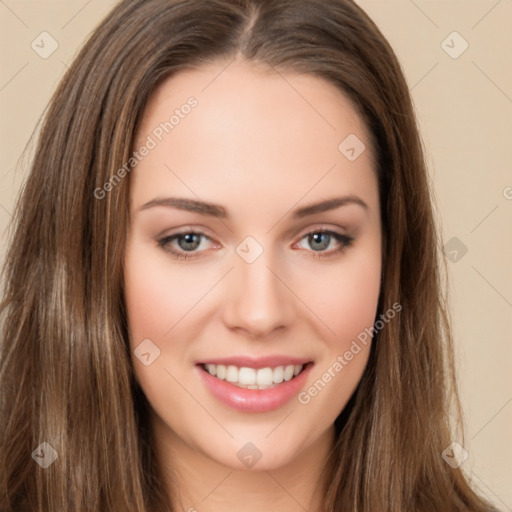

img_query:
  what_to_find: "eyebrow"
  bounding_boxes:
[138,195,369,219]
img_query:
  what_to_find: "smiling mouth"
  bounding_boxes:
[200,363,310,390]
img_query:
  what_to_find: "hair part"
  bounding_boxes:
[0,0,496,510]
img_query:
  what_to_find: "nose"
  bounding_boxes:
[221,250,296,339]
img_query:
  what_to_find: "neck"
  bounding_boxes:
[151,412,335,512]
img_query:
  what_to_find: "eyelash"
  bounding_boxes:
[157,229,355,260]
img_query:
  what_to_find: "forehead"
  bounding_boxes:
[137,58,371,152]
[130,59,378,215]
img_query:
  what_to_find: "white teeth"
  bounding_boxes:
[283,365,294,381]
[216,364,226,380]
[238,367,256,385]
[256,367,273,386]
[204,363,305,388]
[273,366,284,384]
[226,365,239,383]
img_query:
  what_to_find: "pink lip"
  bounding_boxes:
[196,362,313,413]
[197,355,311,369]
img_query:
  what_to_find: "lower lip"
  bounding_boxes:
[196,364,313,413]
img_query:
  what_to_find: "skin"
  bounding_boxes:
[124,58,382,511]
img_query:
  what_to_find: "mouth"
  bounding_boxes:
[195,358,314,413]
[200,362,308,390]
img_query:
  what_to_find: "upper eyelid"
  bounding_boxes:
[162,222,350,238]
[157,224,213,237]
[295,224,349,238]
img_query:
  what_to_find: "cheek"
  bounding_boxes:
[293,244,381,414]
[330,261,381,340]
[294,246,382,347]
[123,244,197,400]
[123,244,200,414]
[123,243,212,341]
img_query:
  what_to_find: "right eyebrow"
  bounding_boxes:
[138,197,227,218]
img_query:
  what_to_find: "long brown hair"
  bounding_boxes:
[0,1,498,510]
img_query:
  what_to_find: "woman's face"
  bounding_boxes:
[124,59,382,471]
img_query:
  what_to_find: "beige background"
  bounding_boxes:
[1,0,511,508]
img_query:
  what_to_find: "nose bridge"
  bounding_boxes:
[222,242,295,336]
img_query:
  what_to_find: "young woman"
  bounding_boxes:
[0,0,499,511]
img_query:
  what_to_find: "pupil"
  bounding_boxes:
[309,233,329,251]
[179,233,201,251]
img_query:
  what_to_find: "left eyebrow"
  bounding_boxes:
[292,195,369,219]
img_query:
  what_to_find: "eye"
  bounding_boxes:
[295,229,354,258]
[157,228,354,261]
[157,231,216,260]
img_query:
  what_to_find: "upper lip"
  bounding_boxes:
[196,355,313,369]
